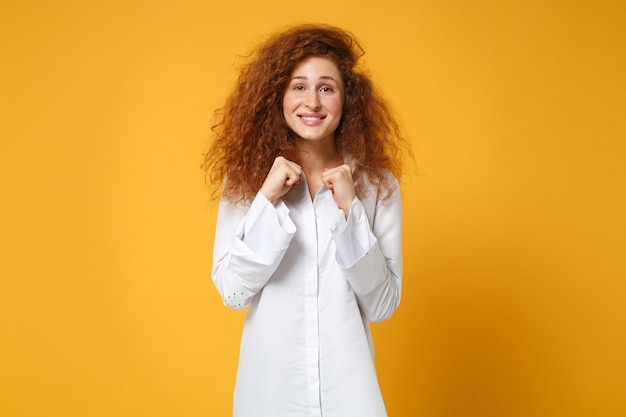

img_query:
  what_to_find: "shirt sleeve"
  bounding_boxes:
[331,180,403,322]
[212,191,296,310]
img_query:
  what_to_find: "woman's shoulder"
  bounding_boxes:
[354,168,399,205]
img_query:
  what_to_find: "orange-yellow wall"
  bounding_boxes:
[1,1,625,416]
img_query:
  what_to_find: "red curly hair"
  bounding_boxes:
[203,24,410,202]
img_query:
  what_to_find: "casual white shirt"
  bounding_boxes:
[212,172,402,417]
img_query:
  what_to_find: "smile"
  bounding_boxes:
[299,115,326,121]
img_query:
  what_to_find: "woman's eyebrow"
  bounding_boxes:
[290,75,338,82]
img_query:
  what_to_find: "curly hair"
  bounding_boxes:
[203,24,410,203]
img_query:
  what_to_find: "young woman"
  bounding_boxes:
[203,24,410,417]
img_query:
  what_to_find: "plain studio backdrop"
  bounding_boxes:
[1,1,625,416]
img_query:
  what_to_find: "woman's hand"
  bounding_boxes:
[260,156,302,205]
[322,164,356,218]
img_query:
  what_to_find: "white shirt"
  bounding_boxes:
[212,173,403,417]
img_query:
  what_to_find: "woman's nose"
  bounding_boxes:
[305,91,321,109]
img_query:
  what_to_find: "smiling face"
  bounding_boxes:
[282,56,344,146]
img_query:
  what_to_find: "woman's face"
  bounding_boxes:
[282,56,344,145]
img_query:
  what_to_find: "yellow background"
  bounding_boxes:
[1,1,625,416]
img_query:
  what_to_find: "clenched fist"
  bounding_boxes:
[260,156,302,205]
[322,164,356,219]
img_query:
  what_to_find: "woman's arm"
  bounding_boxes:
[332,180,403,322]
[212,192,296,310]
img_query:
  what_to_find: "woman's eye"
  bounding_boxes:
[293,85,305,91]
[320,87,333,93]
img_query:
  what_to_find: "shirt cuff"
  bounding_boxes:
[236,191,296,254]
[331,198,377,268]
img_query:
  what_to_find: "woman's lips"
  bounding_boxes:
[298,114,326,125]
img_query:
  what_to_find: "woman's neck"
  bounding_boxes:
[296,138,343,200]
[296,137,343,175]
